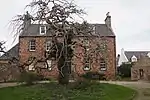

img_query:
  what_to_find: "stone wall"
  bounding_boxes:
[0,62,20,82]
[131,57,150,81]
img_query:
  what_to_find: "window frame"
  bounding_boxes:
[83,56,91,71]
[131,55,137,62]
[46,41,52,51]
[100,59,107,71]
[29,63,35,71]
[40,25,46,35]
[46,60,52,71]
[29,40,36,51]
[84,62,91,71]
[93,26,96,34]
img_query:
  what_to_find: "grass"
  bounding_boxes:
[0,82,136,100]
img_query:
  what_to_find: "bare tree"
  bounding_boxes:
[9,0,108,84]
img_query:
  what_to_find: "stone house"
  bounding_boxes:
[117,48,150,67]
[131,56,150,81]
[0,13,116,80]
[0,44,20,82]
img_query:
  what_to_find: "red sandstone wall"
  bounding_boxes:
[72,36,116,80]
[19,36,116,80]
[19,37,59,79]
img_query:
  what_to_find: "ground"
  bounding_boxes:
[101,81,150,100]
[0,81,150,100]
[0,82,135,100]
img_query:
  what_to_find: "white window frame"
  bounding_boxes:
[46,41,52,51]
[131,55,137,62]
[46,60,52,71]
[29,63,35,71]
[93,26,96,34]
[83,57,90,71]
[29,40,36,51]
[100,59,106,71]
[40,25,46,35]
[84,63,90,71]
[147,52,150,58]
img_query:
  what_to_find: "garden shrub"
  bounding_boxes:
[70,79,92,90]
[115,75,122,81]
[19,71,44,85]
[69,72,105,90]
[82,72,105,80]
[118,63,132,78]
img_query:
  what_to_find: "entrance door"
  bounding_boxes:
[139,69,144,79]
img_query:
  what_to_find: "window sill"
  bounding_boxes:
[29,69,35,71]
[40,33,46,35]
[29,50,36,52]
[100,69,107,71]
[100,68,107,71]
[83,68,90,71]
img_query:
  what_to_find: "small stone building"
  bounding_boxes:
[0,44,20,82]
[131,56,150,81]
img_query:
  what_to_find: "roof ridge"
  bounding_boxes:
[125,51,150,52]
[0,43,19,60]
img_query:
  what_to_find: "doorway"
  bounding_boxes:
[139,69,144,79]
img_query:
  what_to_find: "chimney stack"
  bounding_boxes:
[23,11,31,29]
[105,12,111,28]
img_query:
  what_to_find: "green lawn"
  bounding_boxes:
[0,82,136,100]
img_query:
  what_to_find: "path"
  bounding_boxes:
[100,81,150,100]
[0,83,18,88]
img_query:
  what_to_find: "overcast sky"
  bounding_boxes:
[0,0,150,54]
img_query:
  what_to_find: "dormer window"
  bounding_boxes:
[40,25,46,35]
[131,55,137,62]
[93,26,96,34]
[147,52,150,58]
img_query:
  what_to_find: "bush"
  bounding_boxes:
[82,72,105,80]
[70,79,92,90]
[118,63,132,78]
[19,71,44,85]
[115,75,122,81]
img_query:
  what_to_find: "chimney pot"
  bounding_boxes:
[105,12,111,28]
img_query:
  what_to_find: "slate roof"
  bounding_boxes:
[0,43,19,60]
[20,24,115,37]
[124,51,150,61]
